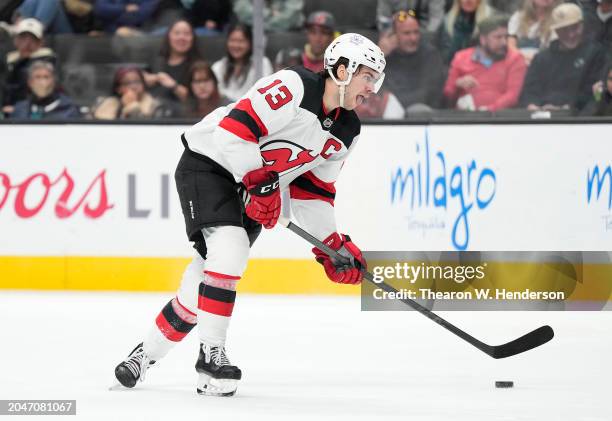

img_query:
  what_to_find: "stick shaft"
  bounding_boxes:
[277,216,554,358]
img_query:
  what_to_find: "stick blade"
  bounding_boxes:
[491,325,554,359]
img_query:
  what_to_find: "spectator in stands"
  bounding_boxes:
[436,0,498,64]
[301,11,336,73]
[444,16,527,111]
[377,0,446,34]
[274,47,302,72]
[181,60,231,118]
[519,3,607,112]
[91,66,170,119]
[582,0,612,50]
[93,0,160,36]
[384,10,445,111]
[145,19,200,103]
[2,18,55,114]
[355,90,405,119]
[233,0,304,32]
[188,0,232,36]
[10,61,80,119]
[583,63,612,116]
[508,0,563,65]
[212,23,273,101]
[15,0,74,34]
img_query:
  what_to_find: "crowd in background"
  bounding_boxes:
[0,0,610,121]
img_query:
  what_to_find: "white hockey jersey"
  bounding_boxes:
[183,66,361,240]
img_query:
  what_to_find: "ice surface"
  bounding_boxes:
[0,291,610,420]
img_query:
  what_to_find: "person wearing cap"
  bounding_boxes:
[519,3,607,112]
[233,0,304,32]
[1,18,55,115]
[444,16,527,111]
[383,9,445,111]
[10,61,80,120]
[302,10,337,73]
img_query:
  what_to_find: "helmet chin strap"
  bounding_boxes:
[328,68,353,109]
[338,84,346,108]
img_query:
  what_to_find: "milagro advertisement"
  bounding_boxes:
[0,123,611,260]
[335,124,612,251]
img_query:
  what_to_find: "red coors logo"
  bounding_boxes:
[0,168,114,219]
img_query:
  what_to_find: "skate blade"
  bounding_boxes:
[196,373,238,397]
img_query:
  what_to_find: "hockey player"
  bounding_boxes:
[114,33,386,396]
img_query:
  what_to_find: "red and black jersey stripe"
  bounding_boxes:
[218,99,268,144]
[155,298,197,342]
[289,171,336,206]
[198,283,236,317]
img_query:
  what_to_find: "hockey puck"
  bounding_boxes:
[495,381,514,388]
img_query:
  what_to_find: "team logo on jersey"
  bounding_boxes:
[322,117,334,129]
[260,140,318,176]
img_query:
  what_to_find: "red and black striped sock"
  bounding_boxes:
[198,283,236,317]
[155,297,197,342]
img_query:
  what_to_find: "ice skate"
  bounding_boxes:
[195,342,242,397]
[114,342,155,388]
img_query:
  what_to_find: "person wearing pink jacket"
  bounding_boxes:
[444,15,527,111]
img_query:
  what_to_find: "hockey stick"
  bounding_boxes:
[277,216,554,359]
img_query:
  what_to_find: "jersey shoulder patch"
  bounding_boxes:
[287,65,324,115]
[330,110,361,149]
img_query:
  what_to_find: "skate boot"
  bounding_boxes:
[114,342,155,388]
[195,342,242,396]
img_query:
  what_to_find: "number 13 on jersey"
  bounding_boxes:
[257,79,293,110]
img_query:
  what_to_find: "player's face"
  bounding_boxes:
[556,22,583,50]
[395,17,421,54]
[306,25,334,56]
[344,67,381,110]
[227,30,251,61]
[191,70,215,100]
[28,67,55,98]
[168,21,194,55]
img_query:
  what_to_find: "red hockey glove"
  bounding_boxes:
[242,167,281,229]
[312,233,366,284]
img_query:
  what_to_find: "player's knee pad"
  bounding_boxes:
[201,225,250,279]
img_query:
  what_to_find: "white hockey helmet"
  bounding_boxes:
[324,33,386,95]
